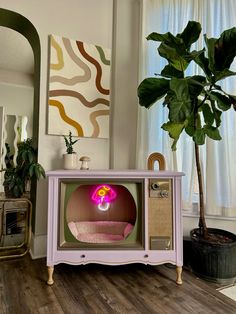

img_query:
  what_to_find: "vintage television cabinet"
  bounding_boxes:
[46,169,184,285]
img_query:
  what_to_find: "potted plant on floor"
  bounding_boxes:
[2,138,45,198]
[63,131,79,170]
[138,21,236,283]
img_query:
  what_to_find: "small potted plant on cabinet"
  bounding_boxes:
[3,138,45,198]
[63,131,79,170]
[138,21,236,283]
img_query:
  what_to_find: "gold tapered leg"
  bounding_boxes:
[47,266,54,285]
[176,266,183,285]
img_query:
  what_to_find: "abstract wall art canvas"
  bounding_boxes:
[47,35,111,139]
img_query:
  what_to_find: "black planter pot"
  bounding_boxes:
[190,228,236,284]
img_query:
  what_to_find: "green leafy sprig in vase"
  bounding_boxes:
[63,131,79,169]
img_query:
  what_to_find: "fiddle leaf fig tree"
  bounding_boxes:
[138,21,236,238]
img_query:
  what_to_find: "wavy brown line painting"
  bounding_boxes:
[47,34,111,139]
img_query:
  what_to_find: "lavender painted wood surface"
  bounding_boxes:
[46,170,184,284]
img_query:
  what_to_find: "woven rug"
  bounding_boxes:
[218,285,236,302]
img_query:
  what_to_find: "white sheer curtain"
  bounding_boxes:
[137,0,236,217]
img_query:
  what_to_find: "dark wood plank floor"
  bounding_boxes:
[0,254,235,314]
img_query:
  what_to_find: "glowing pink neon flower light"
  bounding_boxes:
[92,185,117,211]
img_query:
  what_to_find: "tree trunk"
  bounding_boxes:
[194,143,207,238]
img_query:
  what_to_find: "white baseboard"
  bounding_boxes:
[29,233,47,259]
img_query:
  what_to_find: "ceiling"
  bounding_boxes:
[0,26,34,75]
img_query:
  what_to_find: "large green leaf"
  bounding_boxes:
[214,68,236,82]
[184,49,205,63]
[147,30,190,71]
[203,125,222,140]
[158,43,189,71]
[170,78,190,99]
[193,128,206,145]
[168,78,193,123]
[211,100,222,127]
[228,94,236,111]
[185,113,199,137]
[147,23,203,74]
[161,64,184,78]
[195,50,212,79]
[147,31,183,46]
[202,103,214,125]
[162,121,186,150]
[138,78,169,108]
[168,100,191,122]
[187,76,206,99]
[214,27,236,71]
[177,21,202,50]
[29,163,46,179]
[209,91,231,111]
[204,35,217,73]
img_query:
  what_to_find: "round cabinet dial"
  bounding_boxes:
[151,183,159,190]
[160,190,168,197]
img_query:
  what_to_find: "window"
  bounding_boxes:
[137,0,236,217]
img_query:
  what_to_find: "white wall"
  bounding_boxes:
[0,82,33,128]
[1,0,141,257]
[110,0,140,169]
[183,216,236,238]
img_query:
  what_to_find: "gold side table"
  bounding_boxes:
[0,198,32,260]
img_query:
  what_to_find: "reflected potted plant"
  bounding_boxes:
[138,21,236,282]
[63,131,79,170]
[2,138,45,198]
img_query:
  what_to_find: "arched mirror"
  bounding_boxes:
[0,9,40,250]
[0,8,40,170]
[0,26,34,178]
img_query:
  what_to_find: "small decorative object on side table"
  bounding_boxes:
[79,156,90,170]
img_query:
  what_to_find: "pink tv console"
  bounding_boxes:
[46,169,184,285]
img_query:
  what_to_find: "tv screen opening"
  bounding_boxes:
[58,179,145,250]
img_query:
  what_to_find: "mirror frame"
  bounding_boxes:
[0,8,40,145]
[0,8,41,231]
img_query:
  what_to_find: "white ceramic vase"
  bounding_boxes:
[63,153,78,170]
